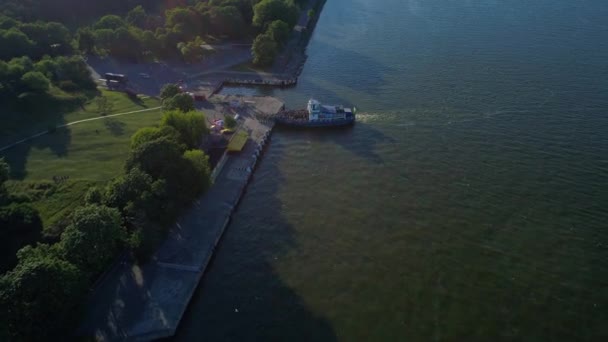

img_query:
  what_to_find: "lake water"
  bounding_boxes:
[176,0,608,340]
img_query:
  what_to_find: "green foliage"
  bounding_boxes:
[59,205,125,275]
[0,254,86,340]
[0,204,43,273]
[178,36,208,63]
[266,20,290,46]
[225,115,237,129]
[94,15,127,30]
[130,125,181,149]
[163,92,195,112]
[161,110,208,148]
[182,149,212,194]
[253,0,298,30]
[76,27,96,53]
[104,168,155,213]
[252,33,278,66]
[0,28,34,60]
[126,137,185,180]
[160,83,181,101]
[126,5,147,27]
[207,5,245,38]
[20,71,50,92]
[84,186,103,205]
[308,9,315,18]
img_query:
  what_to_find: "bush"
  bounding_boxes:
[20,71,50,93]
[224,115,237,129]
[57,80,79,92]
[84,186,103,204]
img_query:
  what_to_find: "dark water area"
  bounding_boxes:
[176,0,608,340]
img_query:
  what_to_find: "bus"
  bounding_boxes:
[104,73,128,83]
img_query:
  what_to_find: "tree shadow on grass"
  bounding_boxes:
[104,118,127,136]
[1,126,72,180]
[172,142,337,342]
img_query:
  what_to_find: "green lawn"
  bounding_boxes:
[1,92,162,233]
[0,89,160,147]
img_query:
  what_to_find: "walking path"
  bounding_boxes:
[0,106,161,153]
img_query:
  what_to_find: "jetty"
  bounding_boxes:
[79,95,284,341]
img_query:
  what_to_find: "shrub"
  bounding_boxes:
[57,80,78,92]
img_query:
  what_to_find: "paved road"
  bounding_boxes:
[87,47,253,96]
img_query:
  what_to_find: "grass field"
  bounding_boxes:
[0,89,160,147]
[1,90,162,232]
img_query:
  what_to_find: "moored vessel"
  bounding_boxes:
[275,99,356,127]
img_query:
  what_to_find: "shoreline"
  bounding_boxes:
[79,3,326,340]
[79,96,284,340]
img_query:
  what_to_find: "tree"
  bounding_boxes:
[94,15,127,30]
[54,55,97,90]
[96,96,113,115]
[182,149,212,195]
[224,115,237,129]
[207,5,245,38]
[160,83,181,101]
[253,0,298,30]
[252,33,278,66]
[126,5,147,27]
[161,110,208,148]
[0,28,34,60]
[0,255,86,340]
[76,27,96,53]
[58,205,125,275]
[130,126,181,149]
[165,7,201,41]
[163,92,195,112]
[20,71,50,92]
[0,204,43,273]
[266,20,290,46]
[125,137,185,180]
[84,187,103,205]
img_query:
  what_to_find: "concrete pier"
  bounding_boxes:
[79,96,284,341]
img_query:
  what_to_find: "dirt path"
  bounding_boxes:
[0,106,161,153]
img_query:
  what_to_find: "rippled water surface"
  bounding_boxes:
[176,0,608,340]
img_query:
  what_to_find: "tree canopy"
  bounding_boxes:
[163,92,195,112]
[253,0,298,30]
[59,205,125,275]
[252,33,278,66]
[0,255,86,340]
[161,109,208,148]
